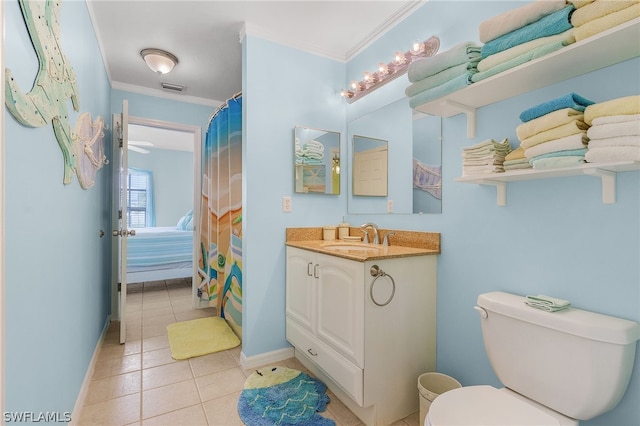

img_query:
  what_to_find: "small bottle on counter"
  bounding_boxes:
[338,223,350,240]
[323,226,337,241]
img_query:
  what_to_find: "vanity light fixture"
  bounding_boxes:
[340,36,440,103]
[140,48,179,75]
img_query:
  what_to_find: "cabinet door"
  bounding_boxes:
[285,247,315,331]
[316,253,365,367]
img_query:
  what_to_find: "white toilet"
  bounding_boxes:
[427,291,640,426]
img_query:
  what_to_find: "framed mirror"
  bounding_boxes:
[347,98,442,214]
[294,126,341,195]
[352,135,388,196]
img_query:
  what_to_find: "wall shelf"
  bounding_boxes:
[413,19,640,139]
[455,161,640,206]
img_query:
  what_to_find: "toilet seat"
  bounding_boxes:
[426,385,577,426]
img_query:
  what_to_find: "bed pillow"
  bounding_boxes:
[177,209,194,230]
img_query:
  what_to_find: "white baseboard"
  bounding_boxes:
[69,316,110,425]
[239,346,294,370]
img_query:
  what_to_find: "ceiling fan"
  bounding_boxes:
[128,140,154,154]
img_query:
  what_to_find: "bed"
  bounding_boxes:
[126,226,194,283]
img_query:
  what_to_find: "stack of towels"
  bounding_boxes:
[584,95,640,163]
[570,0,640,42]
[503,147,532,171]
[525,294,571,312]
[461,138,512,176]
[295,138,325,165]
[406,41,482,109]
[474,0,576,83]
[516,93,594,169]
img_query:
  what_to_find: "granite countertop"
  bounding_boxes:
[285,227,440,262]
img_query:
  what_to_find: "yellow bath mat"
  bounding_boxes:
[167,317,240,360]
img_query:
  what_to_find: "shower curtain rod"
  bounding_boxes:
[207,91,242,127]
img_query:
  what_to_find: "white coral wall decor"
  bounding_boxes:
[73,112,108,189]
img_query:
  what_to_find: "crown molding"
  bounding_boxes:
[240,1,426,63]
[111,81,221,107]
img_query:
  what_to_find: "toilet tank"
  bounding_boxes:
[476,291,640,421]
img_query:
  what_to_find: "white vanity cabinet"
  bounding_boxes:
[285,246,438,426]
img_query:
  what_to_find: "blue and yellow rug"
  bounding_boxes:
[237,366,335,426]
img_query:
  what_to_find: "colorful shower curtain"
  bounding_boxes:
[198,93,242,336]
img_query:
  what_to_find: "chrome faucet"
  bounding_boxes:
[360,223,380,244]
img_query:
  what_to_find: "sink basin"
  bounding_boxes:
[322,243,382,252]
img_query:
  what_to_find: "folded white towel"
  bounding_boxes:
[516,107,584,142]
[525,294,571,312]
[587,119,640,140]
[592,114,640,126]
[531,155,586,169]
[585,146,640,162]
[479,0,568,43]
[524,133,588,159]
[588,136,640,148]
[462,164,505,175]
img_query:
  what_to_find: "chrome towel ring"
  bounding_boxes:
[369,265,396,307]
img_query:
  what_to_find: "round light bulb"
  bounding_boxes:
[393,51,406,65]
[410,40,424,55]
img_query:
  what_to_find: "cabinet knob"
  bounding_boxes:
[307,348,318,357]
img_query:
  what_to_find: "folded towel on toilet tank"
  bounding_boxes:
[525,294,571,312]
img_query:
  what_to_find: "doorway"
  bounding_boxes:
[111,114,205,340]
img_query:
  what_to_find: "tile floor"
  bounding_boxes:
[76,278,420,425]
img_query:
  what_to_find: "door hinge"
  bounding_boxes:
[116,122,123,147]
[118,210,122,219]
[118,282,122,292]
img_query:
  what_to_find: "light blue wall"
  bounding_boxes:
[342,2,640,426]
[4,0,111,415]
[129,149,194,227]
[242,34,346,356]
[110,90,213,143]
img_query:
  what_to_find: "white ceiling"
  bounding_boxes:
[128,124,196,152]
[87,0,424,106]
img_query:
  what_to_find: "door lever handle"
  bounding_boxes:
[112,229,136,237]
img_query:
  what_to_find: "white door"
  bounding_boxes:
[111,100,132,344]
[353,146,388,196]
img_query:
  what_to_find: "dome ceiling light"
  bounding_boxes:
[140,48,179,75]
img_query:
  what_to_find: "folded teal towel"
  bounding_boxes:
[528,147,588,163]
[520,93,595,123]
[472,41,566,83]
[408,41,482,83]
[408,73,473,109]
[406,63,478,97]
[481,6,575,58]
[525,294,571,312]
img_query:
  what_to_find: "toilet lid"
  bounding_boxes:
[428,385,574,426]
